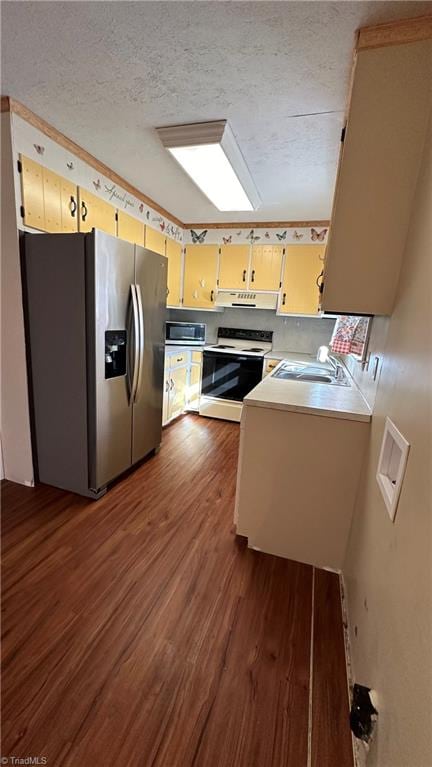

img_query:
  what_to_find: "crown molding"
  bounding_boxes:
[357,15,432,51]
[184,220,330,230]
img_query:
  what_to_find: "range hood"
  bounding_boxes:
[215,290,278,310]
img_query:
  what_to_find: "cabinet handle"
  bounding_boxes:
[165,380,170,392]
[316,270,324,294]
[282,293,286,306]
[81,201,88,222]
[176,358,182,363]
[251,270,255,283]
[170,379,175,390]
[166,287,170,297]
[242,269,246,282]
[70,196,77,217]
[210,289,214,302]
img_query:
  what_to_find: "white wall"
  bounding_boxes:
[344,119,432,767]
[1,113,34,485]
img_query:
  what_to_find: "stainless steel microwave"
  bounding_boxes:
[165,321,206,346]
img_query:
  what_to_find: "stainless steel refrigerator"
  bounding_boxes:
[22,229,167,498]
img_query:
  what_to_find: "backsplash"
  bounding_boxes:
[168,308,335,354]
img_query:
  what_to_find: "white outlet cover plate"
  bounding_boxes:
[376,417,410,522]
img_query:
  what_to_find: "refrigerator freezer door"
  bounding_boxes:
[132,247,167,464]
[88,231,136,490]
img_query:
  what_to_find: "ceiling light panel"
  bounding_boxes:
[157,121,260,212]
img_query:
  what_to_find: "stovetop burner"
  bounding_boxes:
[243,347,265,352]
[214,344,235,349]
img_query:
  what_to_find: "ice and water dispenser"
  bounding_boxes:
[105,330,127,379]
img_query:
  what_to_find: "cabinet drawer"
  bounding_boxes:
[191,351,203,364]
[168,352,189,368]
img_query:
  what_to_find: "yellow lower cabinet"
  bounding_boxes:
[162,364,170,426]
[187,363,202,410]
[218,244,250,289]
[60,178,78,232]
[78,187,116,235]
[117,210,144,245]
[280,245,325,315]
[250,245,283,291]
[145,226,166,256]
[165,238,182,306]
[183,244,219,309]
[170,365,188,420]
[20,155,45,230]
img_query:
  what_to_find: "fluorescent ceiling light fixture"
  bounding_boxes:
[156,120,260,212]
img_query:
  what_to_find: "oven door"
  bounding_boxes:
[202,351,263,402]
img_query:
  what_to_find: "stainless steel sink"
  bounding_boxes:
[271,362,351,387]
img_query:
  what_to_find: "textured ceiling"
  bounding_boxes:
[2,1,431,222]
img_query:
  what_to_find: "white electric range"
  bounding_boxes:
[199,327,273,422]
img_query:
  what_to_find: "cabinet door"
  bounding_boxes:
[60,178,78,233]
[322,41,430,315]
[183,245,219,309]
[169,366,188,420]
[117,210,144,245]
[280,245,324,315]
[20,155,45,230]
[165,238,182,306]
[219,245,250,289]
[43,168,62,233]
[187,363,202,410]
[78,188,116,235]
[145,226,166,256]
[250,245,283,291]
[162,366,170,426]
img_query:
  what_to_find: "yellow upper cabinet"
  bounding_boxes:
[144,226,166,256]
[60,177,78,233]
[117,210,144,245]
[43,168,62,233]
[183,245,219,309]
[280,245,325,315]
[20,155,45,230]
[218,245,250,290]
[20,155,78,233]
[78,187,116,235]
[165,238,182,307]
[250,245,283,291]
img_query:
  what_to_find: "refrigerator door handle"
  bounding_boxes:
[127,284,140,405]
[134,283,145,402]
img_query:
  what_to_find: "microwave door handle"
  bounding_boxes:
[134,283,145,403]
[127,284,140,405]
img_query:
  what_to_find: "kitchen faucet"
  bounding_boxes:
[316,345,344,381]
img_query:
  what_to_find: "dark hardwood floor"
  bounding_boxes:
[1,414,353,766]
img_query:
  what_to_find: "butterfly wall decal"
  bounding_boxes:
[276,231,287,241]
[66,161,74,171]
[33,144,45,155]
[139,203,144,213]
[160,221,166,232]
[146,211,150,220]
[264,232,270,239]
[311,228,328,242]
[293,230,304,240]
[190,229,208,244]
[222,236,232,244]
[93,179,101,191]
[236,231,242,237]
[247,229,260,243]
